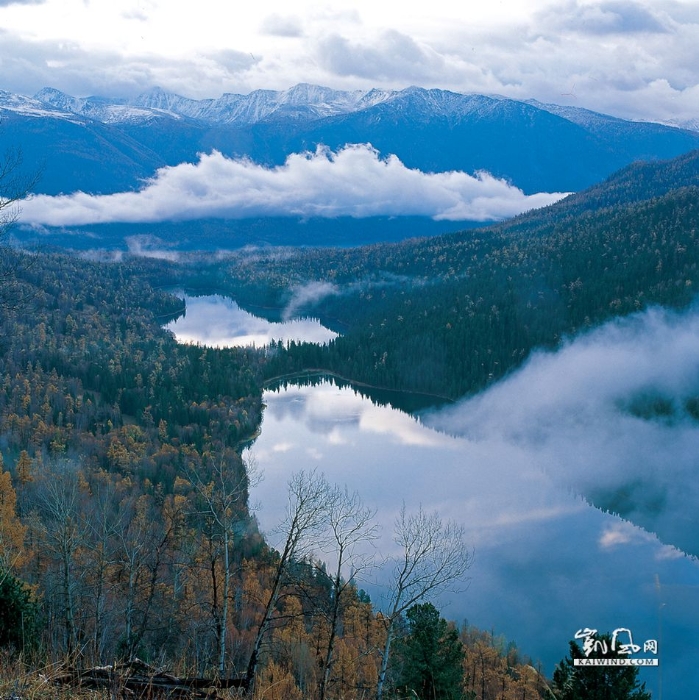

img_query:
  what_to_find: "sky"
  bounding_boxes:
[1,0,699,125]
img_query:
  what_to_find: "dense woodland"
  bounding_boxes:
[1,148,689,699]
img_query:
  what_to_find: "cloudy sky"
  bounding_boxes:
[1,0,699,124]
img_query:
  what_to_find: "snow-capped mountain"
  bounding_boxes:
[5,82,698,135]
[132,83,398,124]
[0,89,81,122]
[2,83,699,198]
[29,83,396,125]
[33,87,169,124]
[21,83,699,133]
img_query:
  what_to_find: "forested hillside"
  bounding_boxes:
[193,150,699,399]
[3,147,693,697]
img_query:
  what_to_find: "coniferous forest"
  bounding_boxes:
[0,250,548,699]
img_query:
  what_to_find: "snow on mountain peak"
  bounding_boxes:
[3,83,660,133]
[0,89,80,121]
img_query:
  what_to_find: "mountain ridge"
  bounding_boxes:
[2,83,690,132]
[3,83,699,205]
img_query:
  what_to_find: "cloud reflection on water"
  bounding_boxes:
[428,304,699,559]
[165,294,338,347]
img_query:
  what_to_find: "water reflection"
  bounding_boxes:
[165,294,338,347]
[248,379,699,700]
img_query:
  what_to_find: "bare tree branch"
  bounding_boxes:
[318,486,378,700]
[244,468,330,695]
[376,504,473,700]
[187,449,258,675]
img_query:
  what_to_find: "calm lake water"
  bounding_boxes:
[165,294,338,347]
[247,379,698,700]
[169,294,699,700]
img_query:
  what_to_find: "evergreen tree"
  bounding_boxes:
[0,572,39,654]
[396,602,465,700]
[552,634,652,700]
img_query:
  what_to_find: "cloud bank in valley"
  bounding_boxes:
[426,303,699,558]
[19,145,568,227]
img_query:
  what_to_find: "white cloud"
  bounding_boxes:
[125,235,180,261]
[19,145,567,227]
[316,30,451,83]
[283,281,339,321]
[546,0,668,35]
[260,13,304,38]
[427,303,699,558]
[272,441,295,453]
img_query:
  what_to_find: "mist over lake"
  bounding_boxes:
[246,380,698,699]
[226,302,699,700]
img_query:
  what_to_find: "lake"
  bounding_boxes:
[247,379,698,700]
[169,294,699,700]
[165,293,338,347]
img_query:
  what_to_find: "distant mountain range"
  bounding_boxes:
[2,84,699,201]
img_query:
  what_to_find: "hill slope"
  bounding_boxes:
[194,149,699,398]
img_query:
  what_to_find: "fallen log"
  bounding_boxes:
[52,658,248,698]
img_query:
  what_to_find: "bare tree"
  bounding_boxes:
[112,491,174,661]
[376,504,473,700]
[318,486,378,700]
[244,469,330,695]
[35,461,90,656]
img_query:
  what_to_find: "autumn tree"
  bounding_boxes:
[0,453,36,656]
[376,504,473,700]
[318,485,378,700]
[0,454,26,574]
[245,469,330,694]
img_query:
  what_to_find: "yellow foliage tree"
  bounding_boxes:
[0,455,27,573]
[254,659,304,700]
